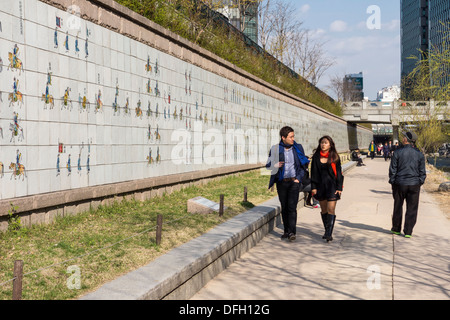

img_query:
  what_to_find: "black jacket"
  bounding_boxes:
[389,144,426,186]
[310,153,344,191]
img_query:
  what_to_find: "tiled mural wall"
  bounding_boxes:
[0,0,372,201]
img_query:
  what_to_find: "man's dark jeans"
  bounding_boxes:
[392,184,421,235]
[276,180,301,235]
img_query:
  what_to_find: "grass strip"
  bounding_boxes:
[0,169,275,300]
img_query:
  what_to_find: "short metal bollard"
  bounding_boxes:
[219,194,224,217]
[156,214,163,246]
[12,260,23,300]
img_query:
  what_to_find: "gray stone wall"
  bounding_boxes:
[0,0,372,229]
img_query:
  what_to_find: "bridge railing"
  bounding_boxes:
[342,100,450,110]
[341,100,449,125]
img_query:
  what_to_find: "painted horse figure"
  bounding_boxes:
[61,87,72,110]
[9,162,26,180]
[41,93,55,109]
[79,95,90,112]
[8,52,24,74]
[8,91,23,107]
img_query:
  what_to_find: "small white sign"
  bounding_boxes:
[193,196,220,211]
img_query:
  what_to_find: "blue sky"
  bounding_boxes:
[286,0,401,100]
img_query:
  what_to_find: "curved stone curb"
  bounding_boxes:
[80,161,357,300]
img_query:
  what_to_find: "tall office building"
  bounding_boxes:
[401,0,450,97]
[343,72,364,101]
[429,0,450,49]
[429,0,450,88]
[401,0,429,95]
[214,0,259,43]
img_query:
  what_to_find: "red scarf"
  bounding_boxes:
[320,150,337,177]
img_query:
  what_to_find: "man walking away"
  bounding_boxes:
[389,131,426,238]
[266,126,310,241]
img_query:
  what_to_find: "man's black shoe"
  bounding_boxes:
[288,233,296,241]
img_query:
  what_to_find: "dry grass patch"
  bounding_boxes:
[0,169,275,300]
[423,164,450,219]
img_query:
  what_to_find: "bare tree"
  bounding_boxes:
[260,0,334,86]
[327,73,364,102]
[327,74,345,103]
[400,102,448,158]
[266,1,302,63]
[257,0,273,50]
[289,30,335,86]
[175,0,226,43]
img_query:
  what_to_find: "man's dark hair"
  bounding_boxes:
[280,126,294,138]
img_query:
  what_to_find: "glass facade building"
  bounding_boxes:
[429,0,450,49]
[401,0,450,97]
[241,2,258,44]
[343,72,364,101]
[214,0,258,44]
[429,0,450,88]
[401,0,429,83]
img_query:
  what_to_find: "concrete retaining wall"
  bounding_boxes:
[0,0,372,230]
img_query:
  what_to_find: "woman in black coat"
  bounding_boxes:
[311,136,344,242]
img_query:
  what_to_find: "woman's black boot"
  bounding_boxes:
[325,214,336,242]
[306,193,313,206]
[321,213,328,239]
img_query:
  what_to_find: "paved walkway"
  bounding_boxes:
[191,157,450,300]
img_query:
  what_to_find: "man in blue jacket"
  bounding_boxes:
[389,131,426,238]
[266,126,310,241]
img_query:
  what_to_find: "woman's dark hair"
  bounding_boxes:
[280,126,294,138]
[314,135,340,163]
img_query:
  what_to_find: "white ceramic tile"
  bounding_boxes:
[93,42,103,66]
[109,30,118,52]
[101,26,110,48]
[122,35,130,56]
[23,19,38,48]
[0,0,376,201]
[86,60,96,84]
[11,9,25,45]
[117,51,125,72]
[23,0,37,24]
[34,0,47,27]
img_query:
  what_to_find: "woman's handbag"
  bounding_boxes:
[300,169,311,191]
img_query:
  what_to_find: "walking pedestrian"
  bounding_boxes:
[266,126,310,241]
[368,141,376,159]
[389,131,426,238]
[388,140,393,159]
[383,142,390,161]
[311,136,344,242]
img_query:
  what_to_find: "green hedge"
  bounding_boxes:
[115,0,342,116]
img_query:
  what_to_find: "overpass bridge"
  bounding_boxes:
[342,100,450,141]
